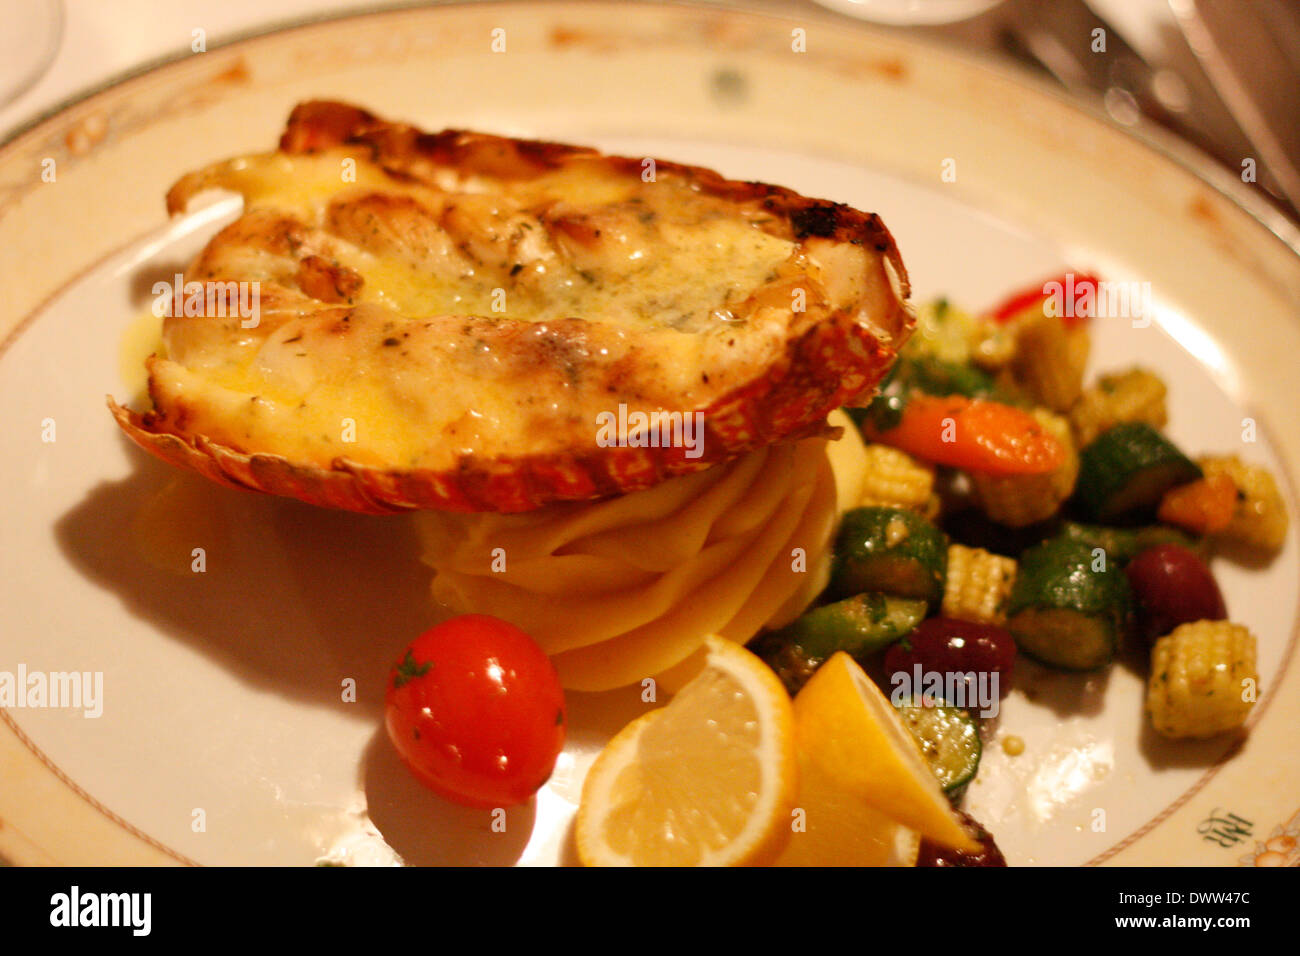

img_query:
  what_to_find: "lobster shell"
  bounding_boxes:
[111,101,913,514]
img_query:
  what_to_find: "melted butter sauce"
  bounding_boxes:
[120,311,233,572]
[118,309,164,405]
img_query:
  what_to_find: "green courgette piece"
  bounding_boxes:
[831,507,948,607]
[1058,521,1208,563]
[749,592,927,695]
[1006,537,1131,670]
[894,698,982,797]
[901,355,1006,401]
[1076,423,1202,522]
[747,632,820,697]
[849,392,907,434]
[780,593,928,660]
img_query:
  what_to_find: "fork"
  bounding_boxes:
[890,0,1300,219]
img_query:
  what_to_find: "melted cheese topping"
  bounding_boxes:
[194,151,796,331]
[154,149,815,471]
[414,412,868,690]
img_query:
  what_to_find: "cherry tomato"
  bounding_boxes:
[384,614,566,808]
[1125,544,1227,646]
[883,617,1016,700]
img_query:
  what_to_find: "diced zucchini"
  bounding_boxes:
[1006,607,1116,672]
[848,392,907,434]
[894,698,982,796]
[905,356,1001,399]
[831,507,948,606]
[1059,521,1208,563]
[892,353,1018,402]
[749,592,927,695]
[1076,423,1201,522]
[748,634,816,697]
[1006,538,1131,670]
[778,593,928,660]
[747,632,820,697]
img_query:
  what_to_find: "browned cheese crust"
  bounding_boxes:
[111,101,913,512]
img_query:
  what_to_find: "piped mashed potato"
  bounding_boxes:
[415,410,868,690]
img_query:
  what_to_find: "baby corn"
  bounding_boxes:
[942,544,1017,626]
[1147,620,1258,739]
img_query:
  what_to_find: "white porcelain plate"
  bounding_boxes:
[1,1,1298,866]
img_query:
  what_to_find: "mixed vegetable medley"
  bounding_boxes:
[381,275,1287,866]
[749,275,1288,865]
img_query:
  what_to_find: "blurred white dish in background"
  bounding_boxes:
[808,0,1005,25]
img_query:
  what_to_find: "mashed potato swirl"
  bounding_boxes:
[415,411,867,690]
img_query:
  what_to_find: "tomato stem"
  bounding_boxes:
[393,649,433,688]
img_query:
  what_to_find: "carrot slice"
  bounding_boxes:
[865,394,1065,477]
[1157,474,1237,535]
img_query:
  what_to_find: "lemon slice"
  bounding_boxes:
[576,636,796,866]
[775,747,921,866]
[791,652,979,852]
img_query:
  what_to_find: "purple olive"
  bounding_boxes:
[1125,544,1226,645]
[883,617,1015,701]
[917,810,1007,867]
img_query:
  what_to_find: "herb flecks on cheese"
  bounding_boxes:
[116,102,912,513]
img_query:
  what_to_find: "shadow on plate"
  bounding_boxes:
[1014,658,1110,719]
[363,683,654,866]
[361,727,537,866]
[53,438,436,719]
[56,441,664,865]
[1135,705,1245,771]
[128,258,192,309]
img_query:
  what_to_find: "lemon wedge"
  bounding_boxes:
[775,748,921,866]
[575,636,796,866]
[790,651,979,852]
